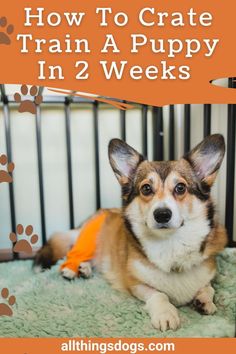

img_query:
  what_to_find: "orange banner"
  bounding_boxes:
[0,0,236,105]
[0,338,235,354]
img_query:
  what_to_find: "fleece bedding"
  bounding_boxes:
[0,248,235,338]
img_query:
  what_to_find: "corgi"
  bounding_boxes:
[34,134,227,331]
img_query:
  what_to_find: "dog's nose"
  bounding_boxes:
[153,208,172,224]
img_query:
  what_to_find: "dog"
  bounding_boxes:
[34,134,227,331]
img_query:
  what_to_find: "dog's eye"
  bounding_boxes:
[174,183,186,195]
[141,184,153,196]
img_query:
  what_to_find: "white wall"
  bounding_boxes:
[0,98,235,250]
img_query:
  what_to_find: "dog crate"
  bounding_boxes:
[0,81,235,261]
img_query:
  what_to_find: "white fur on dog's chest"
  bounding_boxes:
[130,218,214,306]
[142,234,206,273]
[131,259,215,306]
[133,215,211,273]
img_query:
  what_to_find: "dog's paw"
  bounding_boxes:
[146,294,180,331]
[193,285,217,315]
[193,298,217,315]
[151,303,180,331]
[79,262,92,278]
[61,267,76,280]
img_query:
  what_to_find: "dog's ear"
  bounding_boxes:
[184,134,225,186]
[108,139,144,185]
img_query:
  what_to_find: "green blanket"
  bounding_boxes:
[0,248,235,337]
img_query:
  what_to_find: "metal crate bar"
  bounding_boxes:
[93,101,101,210]
[184,104,191,153]
[225,78,236,246]
[142,105,148,157]
[169,105,175,160]
[65,98,75,229]
[0,84,17,259]
[35,105,47,245]
[204,104,211,137]
[120,102,126,141]
[152,107,164,161]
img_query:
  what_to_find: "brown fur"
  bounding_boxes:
[96,209,154,294]
[203,224,228,258]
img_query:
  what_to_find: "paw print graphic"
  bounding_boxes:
[0,154,14,183]
[0,17,14,45]
[0,288,16,317]
[9,224,39,254]
[14,85,43,114]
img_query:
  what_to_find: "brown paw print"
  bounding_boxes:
[0,17,14,45]
[0,288,16,317]
[9,224,38,254]
[0,154,14,183]
[14,85,43,114]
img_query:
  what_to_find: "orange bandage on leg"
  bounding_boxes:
[60,210,107,275]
